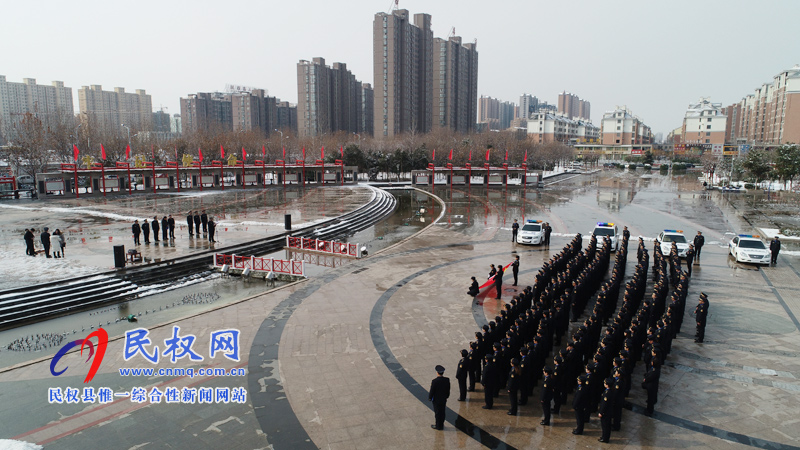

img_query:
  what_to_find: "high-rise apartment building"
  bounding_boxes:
[601,106,652,145]
[152,110,172,133]
[361,83,374,137]
[557,92,590,121]
[276,101,298,133]
[297,58,370,137]
[724,64,800,145]
[680,98,727,145]
[478,95,517,130]
[0,75,74,141]
[78,85,152,131]
[180,92,233,134]
[478,96,499,123]
[373,9,433,137]
[170,114,182,135]
[519,94,538,119]
[232,89,277,136]
[432,36,478,133]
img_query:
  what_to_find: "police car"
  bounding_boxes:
[517,219,545,245]
[592,222,619,251]
[729,234,770,265]
[657,230,689,257]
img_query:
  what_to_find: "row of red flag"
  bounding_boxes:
[73,145,527,164]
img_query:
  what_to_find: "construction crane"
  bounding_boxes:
[448,27,456,39]
[386,0,398,13]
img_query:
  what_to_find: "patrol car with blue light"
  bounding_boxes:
[657,229,689,257]
[729,234,770,265]
[517,220,545,245]
[592,222,619,251]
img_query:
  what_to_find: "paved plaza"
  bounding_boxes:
[1,172,799,449]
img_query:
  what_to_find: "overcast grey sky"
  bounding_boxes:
[2,0,798,135]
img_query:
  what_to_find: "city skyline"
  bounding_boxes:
[1,0,798,136]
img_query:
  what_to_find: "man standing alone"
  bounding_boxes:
[770,236,781,265]
[693,231,704,262]
[511,219,519,243]
[428,365,450,430]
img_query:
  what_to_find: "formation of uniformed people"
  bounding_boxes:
[455,227,700,443]
[130,211,216,245]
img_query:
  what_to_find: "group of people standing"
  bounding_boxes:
[131,210,216,246]
[23,227,65,258]
[438,228,708,444]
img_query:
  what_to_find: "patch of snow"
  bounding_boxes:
[0,250,105,290]
[0,440,43,450]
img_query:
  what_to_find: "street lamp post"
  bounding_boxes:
[274,129,284,153]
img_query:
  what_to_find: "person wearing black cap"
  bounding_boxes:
[770,236,781,265]
[428,365,450,430]
[507,358,521,415]
[481,355,497,409]
[456,350,469,401]
[142,219,150,244]
[511,219,519,242]
[511,255,520,286]
[193,211,201,235]
[540,367,554,425]
[693,231,704,262]
[151,216,160,242]
[467,277,479,297]
[494,263,504,299]
[131,220,141,245]
[642,355,661,416]
[186,212,194,237]
[572,374,590,435]
[694,293,709,343]
[597,377,614,443]
[40,227,51,257]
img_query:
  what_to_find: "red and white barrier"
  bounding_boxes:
[214,253,305,277]
[286,236,360,258]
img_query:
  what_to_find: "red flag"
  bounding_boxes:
[432,148,435,161]
[282,146,286,160]
[101,144,106,161]
[321,146,325,160]
[469,149,472,161]
[340,145,344,159]
[504,149,508,161]
[485,148,490,161]
[73,144,79,162]
[242,147,247,161]
[262,145,266,157]
[448,148,453,160]
[125,145,131,160]
[151,144,155,161]
[174,146,178,161]
[523,149,528,162]
[302,147,306,160]
[220,144,225,159]
[199,148,204,163]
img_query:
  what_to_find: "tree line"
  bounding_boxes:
[701,144,800,188]
[1,113,574,179]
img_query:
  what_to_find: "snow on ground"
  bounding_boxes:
[0,440,43,450]
[0,203,145,222]
[0,250,105,290]
[758,228,800,241]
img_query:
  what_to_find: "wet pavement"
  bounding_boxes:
[1,169,799,449]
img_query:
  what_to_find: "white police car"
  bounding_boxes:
[657,229,689,257]
[592,222,619,251]
[517,220,545,245]
[729,234,770,265]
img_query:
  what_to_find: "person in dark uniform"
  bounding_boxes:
[161,216,169,241]
[168,215,175,239]
[540,367,554,425]
[456,350,469,401]
[142,219,150,244]
[201,210,208,233]
[694,293,709,343]
[24,228,35,256]
[428,365,450,430]
[494,263,504,300]
[642,356,661,416]
[544,222,552,245]
[597,377,614,443]
[40,227,51,257]
[770,236,781,265]
[481,355,497,409]
[151,216,160,242]
[511,219,519,242]
[131,220,141,245]
[193,211,201,235]
[685,244,695,276]
[488,264,497,280]
[507,358,520,415]
[467,276,480,297]
[511,255,520,287]
[186,212,194,237]
[573,374,590,435]
[693,231,704,262]
[208,217,216,243]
